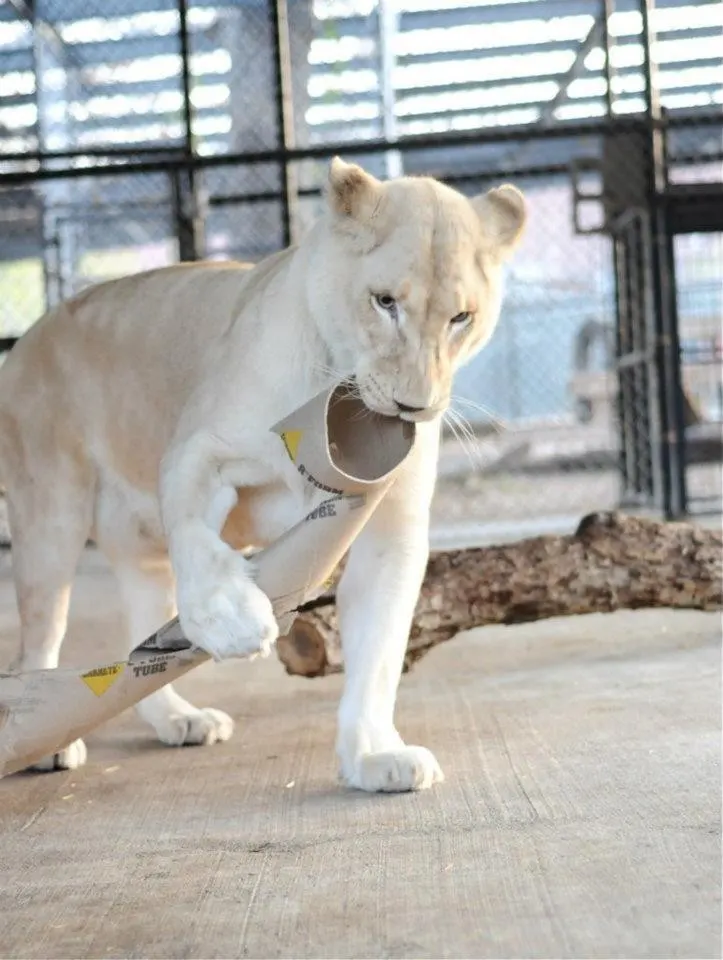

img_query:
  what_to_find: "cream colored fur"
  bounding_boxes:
[0,158,525,791]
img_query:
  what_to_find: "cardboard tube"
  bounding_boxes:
[0,384,415,777]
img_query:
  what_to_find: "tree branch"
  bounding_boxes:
[276,512,722,678]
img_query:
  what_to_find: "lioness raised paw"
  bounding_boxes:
[342,745,444,793]
[178,558,279,662]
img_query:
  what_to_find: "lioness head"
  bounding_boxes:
[308,157,526,422]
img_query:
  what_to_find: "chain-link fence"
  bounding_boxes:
[432,173,620,543]
[0,0,721,540]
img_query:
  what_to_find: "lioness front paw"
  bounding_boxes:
[181,577,279,661]
[153,706,234,747]
[28,738,88,773]
[342,745,444,793]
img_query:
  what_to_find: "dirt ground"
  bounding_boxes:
[0,549,720,960]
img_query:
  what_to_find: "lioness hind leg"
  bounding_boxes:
[4,461,94,771]
[111,559,234,748]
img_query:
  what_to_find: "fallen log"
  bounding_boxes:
[276,511,722,678]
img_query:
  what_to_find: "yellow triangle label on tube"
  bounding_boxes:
[281,429,303,463]
[81,662,125,696]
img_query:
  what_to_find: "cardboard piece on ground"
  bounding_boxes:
[0,383,415,778]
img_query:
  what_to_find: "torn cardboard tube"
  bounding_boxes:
[0,383,415,778]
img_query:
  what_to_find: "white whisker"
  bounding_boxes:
[310,360,355,387]
[444,408,483,471]
[455,413,484,467]
[350,405,373,422]
[443,409,462,450]
[450,395,505,436]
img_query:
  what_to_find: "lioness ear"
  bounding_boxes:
[472,184,527,259]
[327,156,383,223]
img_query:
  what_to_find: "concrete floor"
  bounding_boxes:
[0,550,720,960]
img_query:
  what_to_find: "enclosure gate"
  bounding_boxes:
[603,125,723,520]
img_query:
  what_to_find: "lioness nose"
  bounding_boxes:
[395,400,427,414]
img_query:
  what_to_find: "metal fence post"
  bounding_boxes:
[270,0,299,247]
[640,0,688,517]
[600,0,615,118]
[177,0,205,261]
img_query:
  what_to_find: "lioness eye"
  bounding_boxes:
[372,293,397,313]
[450,312,471,326]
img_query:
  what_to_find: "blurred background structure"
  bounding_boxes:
[0,0,721,542]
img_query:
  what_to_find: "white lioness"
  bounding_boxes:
[0,158,525,792]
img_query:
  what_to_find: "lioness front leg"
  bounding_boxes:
[335,426,444,793]
[160,433,279,660]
